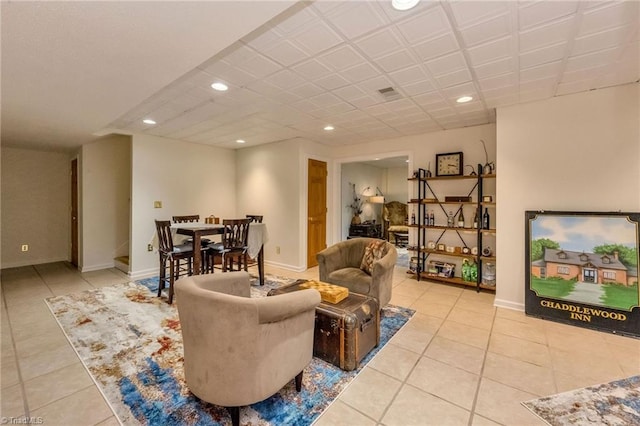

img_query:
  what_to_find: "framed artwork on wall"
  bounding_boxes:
[525,210,640,338]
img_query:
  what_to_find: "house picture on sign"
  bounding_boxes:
[529,214,639,311]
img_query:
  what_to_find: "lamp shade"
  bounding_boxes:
[369,195,385,204]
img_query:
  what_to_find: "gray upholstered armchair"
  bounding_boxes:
[175,272,321,426]
[316,238,397,307]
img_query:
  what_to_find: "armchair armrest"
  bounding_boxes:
[257,289,321,324]
[183,271,251,298]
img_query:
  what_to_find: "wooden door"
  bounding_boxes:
[307,159,327,268]
[71,158,78,267]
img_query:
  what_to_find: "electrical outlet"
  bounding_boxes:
[21,244,29,252]
[147,244,153,252]
[275,246,280,254]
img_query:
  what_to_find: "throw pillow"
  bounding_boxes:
[360,240,388,274]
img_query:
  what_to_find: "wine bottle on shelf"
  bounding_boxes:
[447,211,454,227]
[411,212,416,225]
[473,208,479,229]
[457,208,465,228]
[483,207,490,229]
[429,210,435,226]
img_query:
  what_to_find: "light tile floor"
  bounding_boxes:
[1,262,639,425]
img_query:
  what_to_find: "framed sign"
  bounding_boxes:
[525,211,639,337]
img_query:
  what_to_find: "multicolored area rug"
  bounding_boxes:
[45,274,414,425]
[522,375,640,425]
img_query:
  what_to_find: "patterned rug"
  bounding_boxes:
[522,375,640,425]
[45,274,414,425]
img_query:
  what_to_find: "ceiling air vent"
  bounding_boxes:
[377,86,402,101]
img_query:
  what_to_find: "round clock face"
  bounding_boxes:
[436,152,463,176]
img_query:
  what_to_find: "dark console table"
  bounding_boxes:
[348,223,382,239]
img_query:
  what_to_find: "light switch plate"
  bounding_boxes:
[154,201,162,208]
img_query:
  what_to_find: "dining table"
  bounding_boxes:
[173,222,268,285]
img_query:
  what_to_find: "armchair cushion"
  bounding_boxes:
[360,240,388,274]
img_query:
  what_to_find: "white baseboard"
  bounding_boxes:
[80,262,115,273]
[494,298,525,312]
[128,268,159,281]
[264,260,307,273]
[0,256,69,270]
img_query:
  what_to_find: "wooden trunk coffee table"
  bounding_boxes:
[268,280,380,371]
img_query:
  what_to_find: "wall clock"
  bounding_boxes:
[436,152,463,176]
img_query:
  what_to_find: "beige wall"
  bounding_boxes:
[80,135,131,271]
[496,83,640,311]
[129,134,237,278]
[236,137,332,271]
[1,147,71,268]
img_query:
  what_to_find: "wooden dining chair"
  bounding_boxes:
[206,219,251,273]
[155,219,194,304]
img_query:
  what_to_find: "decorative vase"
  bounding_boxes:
[351,214,361,225]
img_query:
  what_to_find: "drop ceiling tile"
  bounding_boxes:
[262,39,309,67]
[374,49,417,73]
[291,99,320,113]
[561,64,608,83]
[269,90,303,105]
[519,17,575,52]
[434,68,472,89]
[332,85,366,102]
[219,43,260,67]
[519,76,557,93]
[520,61,562,83]
[326,1,388,40]
[340,62,381,84]
[244,79,282,97]
[289,20,344,57]
[484,93,519,108]
[425,51,467,76]
[412,32,460,62]
[325,102,357,115]
[318,45,366,71]
[395,5,451,43]
[356,75,395,94]
[291,59,333,80]
[363,103,391,117]
[428,107,458,118]
[243,27,285,51]
[314,73,351,91]
[518,1,579,31]
[467,36,513,67]
[307,108,334,119]
[448,1,510,28]
[388,64,429,86]
[519,42,567,69]
[481,84,518,99]
[289,82,327,99]
[479,72,517,90]
[401,79,436,96]
[354,27,405,60]
[308,92,343,108]
[473,56,516,80]
[458,13,512,48]
[412,90,447,107]
[564,46,622,72]
[572,25,635,57]
[349,95,380,109]
[579,1,639,37]
[235,54,282,79]
[264,69,306,90]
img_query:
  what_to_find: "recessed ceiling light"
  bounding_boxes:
[391,0,420,11]
[236,139,246,144]
[211,82,228,91]
[456,95,473,103]
[324,125,334,131]
[142,119,156,125]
